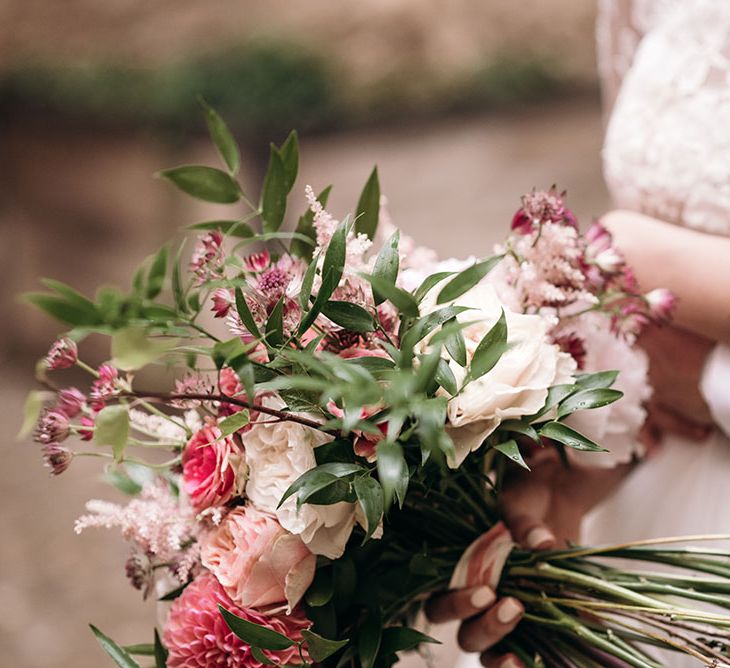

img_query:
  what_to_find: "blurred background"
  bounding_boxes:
[1,1,610,665]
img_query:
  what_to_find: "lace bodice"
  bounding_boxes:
[597,0,730,236]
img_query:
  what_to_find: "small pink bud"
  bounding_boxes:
[78,415,95,441]
[42,442,73,475]
[244,250,271,273]
[34,409,70,444]
[510,209,533,235]
[57,387,86,418]
[45,337,78,370]
[89,364,120,411]
[645,288,676,321]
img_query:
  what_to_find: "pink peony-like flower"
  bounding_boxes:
[182,423,239,512]
[201,506,316,612]
[164,572,310,668]
[57,387,85,418]
[45,337,78,370]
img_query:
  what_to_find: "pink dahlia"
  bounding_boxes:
[164,572,310,668]
[201,506,315,611]
[182,422,239,512]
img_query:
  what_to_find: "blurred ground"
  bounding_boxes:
[1,99,610,667]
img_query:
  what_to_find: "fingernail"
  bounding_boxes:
[526,526,554,549]
[469,586,495,609]
[497,598,523,624]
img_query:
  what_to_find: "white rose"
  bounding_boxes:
[565,314,651,467]
[418,281,575,467]
[243,397,357,559]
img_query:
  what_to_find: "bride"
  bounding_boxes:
[428,1,730,666]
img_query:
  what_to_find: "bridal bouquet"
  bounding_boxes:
[23,106,730,668]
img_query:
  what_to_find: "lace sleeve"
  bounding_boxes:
[596,0,644,115]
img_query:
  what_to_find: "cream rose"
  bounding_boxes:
[419,281,575,467]
[243,397,358,559]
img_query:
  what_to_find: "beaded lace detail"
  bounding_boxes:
[597,0,730,236]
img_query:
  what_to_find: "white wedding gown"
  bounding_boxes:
[456,1,730,667]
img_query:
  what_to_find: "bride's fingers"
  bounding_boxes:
[480,651,525,668]
[502,513,556,551]
[457,597,524,653]
[424,585,496,624]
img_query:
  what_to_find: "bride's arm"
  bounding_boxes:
[602,210,730,344]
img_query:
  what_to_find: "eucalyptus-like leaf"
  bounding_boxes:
[574,370,620,391]
[265,297,285,347]
[200,98,240,174]
[89,624,140,668]
[499,420,539,443]
[355,166,380,239]
[94,405,130,462]
[279,130,299,192]
[25,292,101,326]
[413,271,455,303]
[354,476,384,541]
[235,288,262,340]
[299,252,319,310]
[302,629,349,662]
[469,309,507,380]
[525,383,578,421]
[539,421,607,451]
[493,439,530,469]
[361,274,419,317]
[434,358,458,396]
[111,327,178,371]
[218,605,295,650]
[159,165,241,204]
[443,317,467,366]
[321,301,375,333]
[260,146,287,233]
[436,255,504,304]
[122,644,155,656]
[42,278,98,317]
[557,388,623,419]
[371,230,400,305]
[278,463,364,508]
[400,305,471,357]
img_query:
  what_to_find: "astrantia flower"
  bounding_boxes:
[245,250,271,273]
[211,288,234,319]
[190,231,225,285]
[89,365,120,411]
[182,422,240,512]
[78,415,95,441]
[201,506,316,612]
[163,572,310,668]
[34,409,70,444]
[644,288,676,322]
[42,442,73,475]
[45,337,77,370]
[553,332,587,370]
[611,303,651,342]
[514,187,578,232]
[57,387,86,418]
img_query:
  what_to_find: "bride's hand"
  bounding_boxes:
[639,324,714,444]
[425,452,629,667]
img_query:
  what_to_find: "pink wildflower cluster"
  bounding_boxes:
[190,231,225,285]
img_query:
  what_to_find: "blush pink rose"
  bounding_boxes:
[182,423,238,512]
[201,506,316,612]
[164,572,310,668]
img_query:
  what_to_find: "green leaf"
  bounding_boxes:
[279,130,299,192]
[218,410,250,436]
[291,185,331,260]
[104,469,143,496]
[111,327,178,371]
[539,421,607,451]
[377,441,408,509]
[354,476,384,541]
[380,627,440,655]
[154,629,168,668]
[187,220,255,239]
[526,383,578,422]
[265,298,285,348]
[413,271,455,303]
[469,309,507,380]
[499,420,539,442]
[94,405,130,462]
[361,274,419,317]
[17,390,50,440]
[400,305,471,355]
[557,388,623,418]
[371,230,400,305]
[436,256,503,304]
[200,98,240,174]
[171,241,188,314]
[251,647,276,665]
[493,439,530,469]
[24,292,101,326]
[260,146,287,233]
[158,582,190,601]
[355,166,380,239]
[122,644,154,656]
[444,317,467,366]
[89,625,140,668]
[299,252,319,310]
[218,605,295,650]
[305,567,334,607]
[41,278,98,315]
[302,629,349,662]
[321,301,375,333]
[358,611,383,668]
[146,246,168,299]
[159,165,241,204]
[278,463,364,508]
[234,288,262,340]
[574,370,619,391]
[212,337,247,369]
[434,358,458,396]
